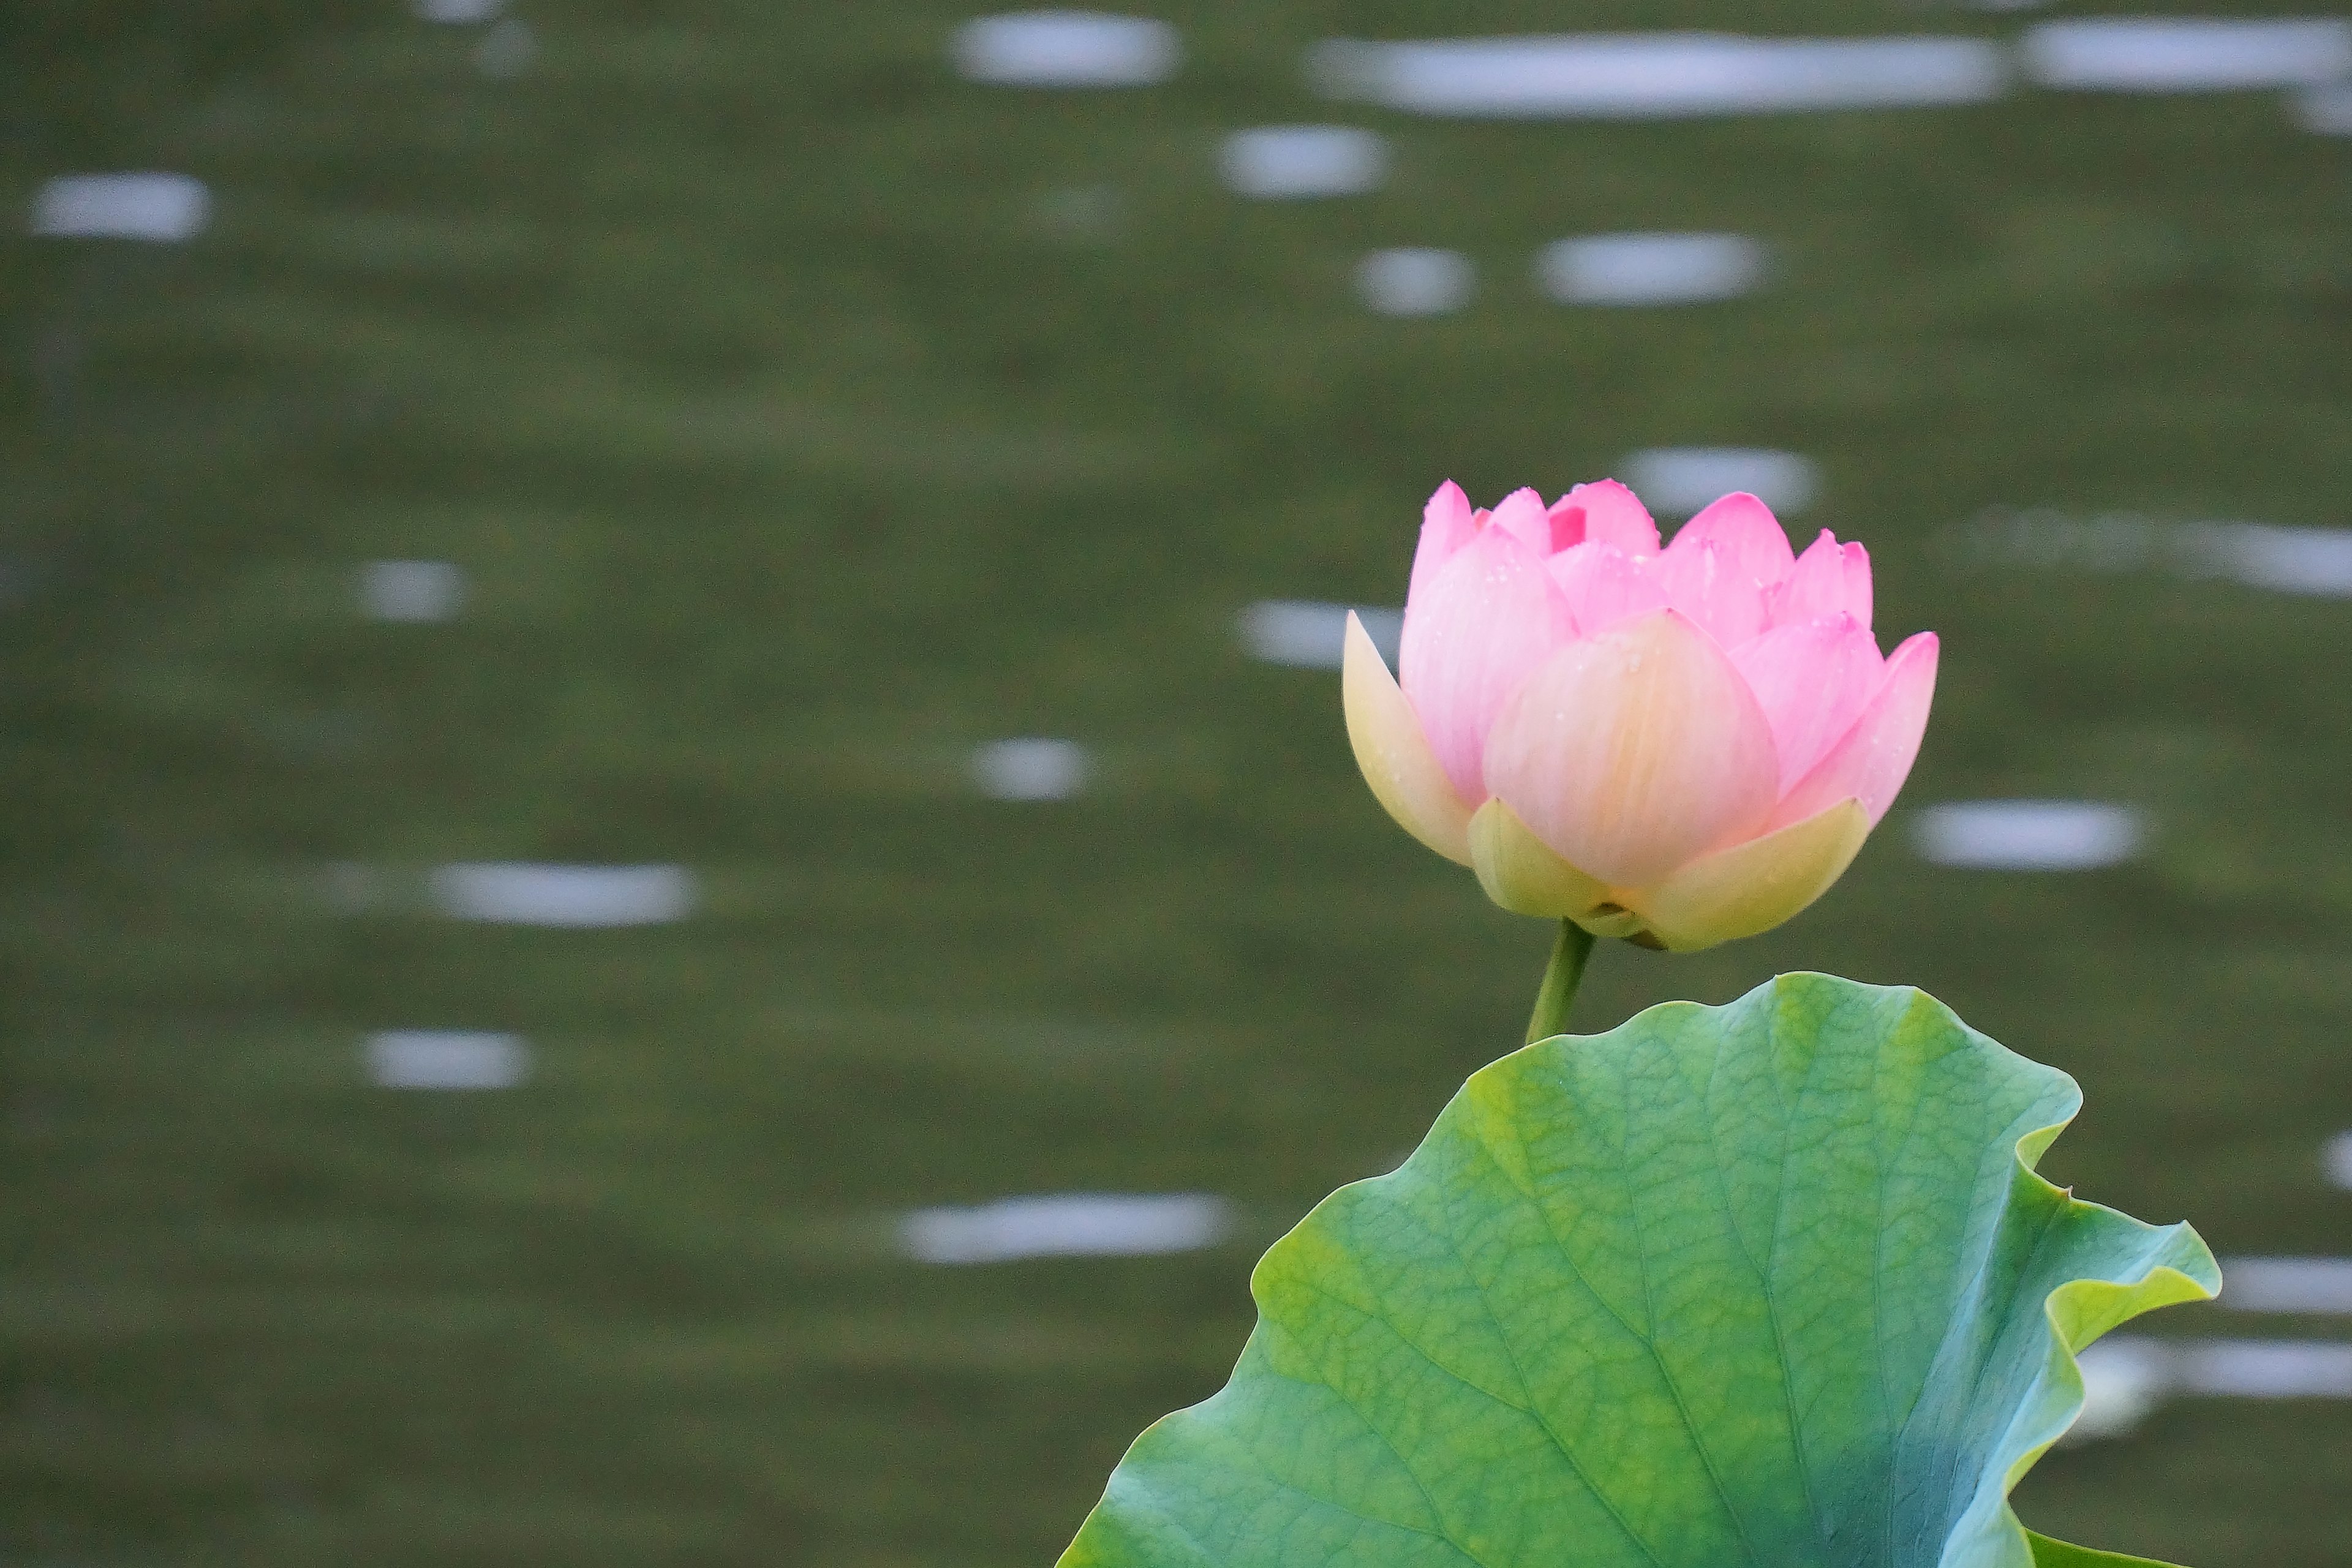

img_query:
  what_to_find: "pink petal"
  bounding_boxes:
[1770,631,1939,829]
[1485,486,1554,555]
[1729,614,1885,794]
[1407,481,1479,610]
[1547,478,1660,556]
[1774,530,1873,630]
[1399,527,1576,802]
[1482,609,1779,888]
[1668,492,1796,591]
[1548,543,1670,636]
[1655,538,1770,647]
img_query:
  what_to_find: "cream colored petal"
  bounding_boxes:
[1343,611,1474,865]
[1468,799,1613,919]
[1621,798,1870,952]
[1482,609,1779,888]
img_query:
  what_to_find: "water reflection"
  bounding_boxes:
[1355,246,1474,316]
[1947,508,2352,598]
[426,864,696,927]
[2297,82,2352,135]
[413,0,502,22]
[952,11,1181,88]
[1218,127,1389,200]
[1535,232,1768,307]
[1911,801,2146,871]
[2218,1257,2352,1315]
[366,1030,531,1090]
[1238,600,1402,670]
[2075,1338,2352,1442]
[356,559,467,623]
[29,174,210,242]
[1309,33,2008,118]
[970,738,1090,802]
[2020,18,2352,92]
[899,1194,1231,1264]
[1621,447,1817,516]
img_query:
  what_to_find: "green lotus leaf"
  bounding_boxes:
[2025,1531,2185,1567]
[1063,973,2218,1568]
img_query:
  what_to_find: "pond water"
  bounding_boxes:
[4,2,2350,1564]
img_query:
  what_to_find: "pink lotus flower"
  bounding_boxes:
[1344,479,1937,951]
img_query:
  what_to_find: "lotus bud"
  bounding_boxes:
[1345,480,1937,952]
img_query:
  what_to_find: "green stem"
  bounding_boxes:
[1525,919,1597,1044]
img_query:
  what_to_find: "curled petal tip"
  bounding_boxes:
[1551,478,1660,556]
[1487,487,1554,553]
[1674,491,1797,589]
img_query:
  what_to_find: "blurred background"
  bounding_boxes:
[4,1,2351,1563]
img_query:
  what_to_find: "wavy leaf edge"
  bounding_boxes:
[1061,971,2221,1568]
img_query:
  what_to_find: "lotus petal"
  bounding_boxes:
[1548,478,1661,555]
[1776,529,1873,630]
[1626,797,1870,951]
[1548,543,1672,637]
[1406,480,1478,609]
[1773,631,1940,829]
[1483,609,1778,888]
[1672,490,1796,588]
[1468,799,1613,918]
[1485,486,1555,555]
[1730,614,1886,794]
[1656,538,1771,646]
[1342,613,1473,865]
[1398,526,1575,802]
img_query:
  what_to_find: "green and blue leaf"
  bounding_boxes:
[1063,973,2218,1568]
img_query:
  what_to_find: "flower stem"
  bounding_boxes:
[1525,919,1597,1045]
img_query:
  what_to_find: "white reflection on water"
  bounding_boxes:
[367,1030,529,1090]
[2192,524,2352,597]
[2022,18,2352,92]
[952,11,1180,87]
[30,174,210,243]
[429,864,695,925]
[2326,1131,2352,1191]
[2220,1257,2352,1315]
[900,1194,1229,1263]
[2178,1340,2352,1397]
[1912,801,2144,871]
[2071,1335,2352,1442]
[2296,82,2352,135]
[358,560,467,622]
[1536,233,1766,306]
[1357,248,1474,316]
[414,0,501,21]
[1219,126,1389,200]
[971,738,1089,801]
[1623,447,1817,516]
[2068,1336,2176,1443]
[1308,34,2006,118]
[1947,508,2352,598]
[1238,600,1402,670]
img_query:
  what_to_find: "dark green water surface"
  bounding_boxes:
[4,2,2350,1563]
